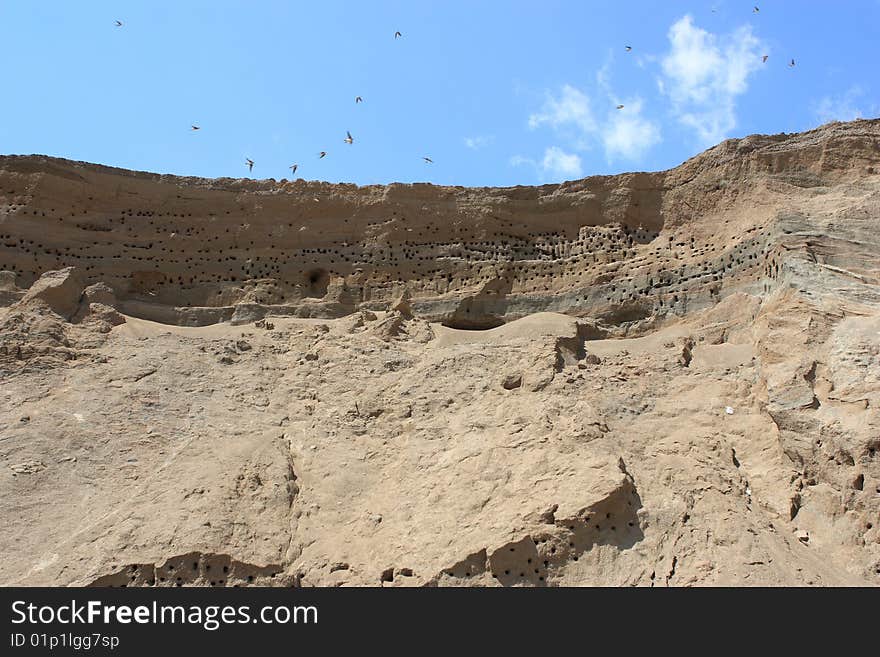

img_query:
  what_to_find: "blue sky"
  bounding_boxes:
[2,1,878,186]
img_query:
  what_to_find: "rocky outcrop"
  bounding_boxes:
[18,266,84,320]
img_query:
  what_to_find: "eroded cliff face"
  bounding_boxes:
[0,119,878,586]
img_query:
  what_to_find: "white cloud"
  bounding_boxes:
[813,87,866,124]
[509,149,582,181]
[659,15,765,145]
[525,80,661,166]
[464,135,494,150]
[509,154,534,168]
[595,59,662,161]
[541,147,583,179]
[603,99,662,162]
[528,84,597,135]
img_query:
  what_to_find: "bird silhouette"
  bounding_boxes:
[290,164,298,175]
[344,131,354,144]
[789,58,796,67]
[423,157,433,164]
[245,158,254,173]
[114,20,123,27]
[318,152,327,159]
[355,96,363,103]
[625,46,632,52]
[190,125,200,131]
[762,55,768,63]
[616,104,625,110]
[753,6,760,13]
[394,31,402,39]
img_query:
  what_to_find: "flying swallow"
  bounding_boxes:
[318,152,327,159]
[423,156,433,164]
[290,164,298,175]
[355,96,363,103]
[394,31,402,39]
[245,158,254,173]
[344,131,353,144]
[115,20,123,27]
[762,55,768,63]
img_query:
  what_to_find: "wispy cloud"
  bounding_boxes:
[659,15,765,145]
[541,147,583,178]
[528,84,597,137]
[603,99,662,162]
[464,135,494,150]
[509,154,533,168]
[524,78,660,167]
[596,57,661,162]
[509,147,583,181]
[813,86,868,124]
[518,13,770,176]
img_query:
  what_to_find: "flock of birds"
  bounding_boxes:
[112,20,423,179]
[112,5,795,179]
[179,27,423,179]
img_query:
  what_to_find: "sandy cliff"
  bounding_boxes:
[0,119,878,586]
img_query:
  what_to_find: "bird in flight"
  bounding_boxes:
[789,58,796,67]
[394,31,402,39]
[344,131,354,144]
[190,125,200,131]
[625,46,632,52]
[114,20,123,27]
[290,164,298,175]
[423,157,433,164]
[245,158,254,173]
[318,151,327,159]
[616,104,625,110]
[762,55,768,63]
[355,96,363,103]
[753,6,759,13]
